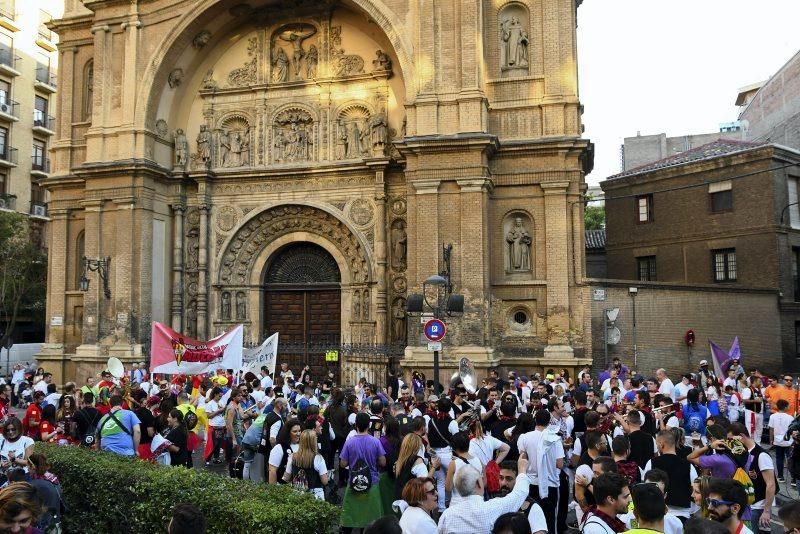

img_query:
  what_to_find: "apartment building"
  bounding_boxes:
[0,0,61,229]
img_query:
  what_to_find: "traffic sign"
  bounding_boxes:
[427,342,442,352]
[423,319,446,342]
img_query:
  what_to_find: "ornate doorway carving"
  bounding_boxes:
[263,243,341,379]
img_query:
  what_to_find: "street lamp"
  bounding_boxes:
[80,256,112,299]
[629,287,638,368]
[407,244,463,391]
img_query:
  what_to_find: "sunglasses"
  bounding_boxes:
[706,497,736,508]
[425,488,437,496]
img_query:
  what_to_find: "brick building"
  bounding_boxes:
[40,0,594,384]
[600,139,800,372]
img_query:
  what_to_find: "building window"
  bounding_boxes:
[789,177,800,228]
[0,171,6,195]
[0,32,11,69]
[712,248,737,282]
[709,180,733,212]
[794,248,800,301]
[83,60,93,120]
[30,182,43,204]
[33,95,47,125]
[0,80,9,106]
[0,125,7,159]
[637,256,656,281]
[636,194,653,223]
[35,51,50,84]
[32,140,45,170]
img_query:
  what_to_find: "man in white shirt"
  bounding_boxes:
[580,472,631,533]
[250,382,266,411]
[259,366,273,390]
[723,368,738,391]
[656,368,674,397]
[497,462,547,534]
[34,373,52,396]
[438,458,532,534]
[516,410,564,533]
[768,398,794,483]
[672,374,692,405]
[600,369,618,393]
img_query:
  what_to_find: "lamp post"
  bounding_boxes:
[407,244,463,392]
[79,256,112,299]
[629,287,638,368]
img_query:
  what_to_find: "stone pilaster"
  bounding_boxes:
[197,204,209,339]
[542,181,572,354]
[78,199,104,345]
[171,204,185,331]
[367,158,390,343]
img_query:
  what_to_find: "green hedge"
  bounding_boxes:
[35,443,339,534]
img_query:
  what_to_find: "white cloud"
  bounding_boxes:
[578,0,800,184]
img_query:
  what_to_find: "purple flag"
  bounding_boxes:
[729,336,741,362]
[709,339,730,380]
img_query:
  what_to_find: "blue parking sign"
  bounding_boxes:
[423,319,446,342]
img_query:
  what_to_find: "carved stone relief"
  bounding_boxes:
[201,69,219,91]
[229,37,258,87]
[361,289,370,319]
[367,109,389,156]
[155,119,168,139]
[504,213,533,273]
[185,299,197,338]
[390,219,407,271]
[336,106,371,160]
[391,197,407,216]
[372,50,392,75]
[273,110,314,163]
[193,30,212,49]
[391,275,407,294]
[168,68,184,88]
[221,291,232,320]
[391,297,407,342]
[196,125,212,165]
[274,24,317,80]
[218,116,251,168]
[236,291,247,320]
[348,198,374,227]
[331,26,364,77]
[219,205,371,286]
[216,206,239,233]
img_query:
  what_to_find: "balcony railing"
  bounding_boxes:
[0,49,19,71]
[34,67,56,88]
[31,156,49,172]
[33,111,54,130]
[0,99,18,119]
[38,11,52,42]
[0,1,15,21]
[0,193,15,210]
[0,146,17,164]
[30,201,47,218]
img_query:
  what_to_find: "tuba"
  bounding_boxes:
[106,357,137,408]
[454,358,482,432]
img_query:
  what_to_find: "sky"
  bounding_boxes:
[577,0,800,185]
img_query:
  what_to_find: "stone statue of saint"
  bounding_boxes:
[196,125,212,164]
[173,129,188,168]
[276,25,317,78]
[186,304,197,337]
[306,45,318,78]
[359,120,371,156]
[353,293,361,319]
[240,129,250,166]
[361,290,370,320]
[372,50,392,73]
[345,122,360,159]
[221,292,231,320]
[506,217,532,271]
[272,47,289,83]
[392,300,407,342]
[369,110,389,155]
[235,292,247,320]
[500,17,529,69]
[273,129,285,161]
[335,122,348,159]
[201,69,218,90]
[229,131,242,167]
[391,222,407,270]
[219,130,230,167]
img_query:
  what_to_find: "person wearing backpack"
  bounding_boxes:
[267,417,301,484]
[282,429,329,500]
[73,392,101,448]
[339,412,386,533]
[97,394,141,458]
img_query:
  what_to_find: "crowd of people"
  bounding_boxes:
[2,356,800,533]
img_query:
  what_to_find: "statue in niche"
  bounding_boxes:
[359,121,371,155]
[361,290,369,320]
[369,110,389,155]
[392,299,406,342]
[221,292,232,320]
[344,122,361,159]
[391,220,407,270]
[240,129,250,166]
[219,130,230,167]
[335,122,348,159]
[353,293,361,320]
[275,25,317,78]
[306,45,318,78]
[236,292,247,320]
[272,48,289,83]
[186,303,197,337]
[173,129,188,168]
[500,17,529,69]
[506,217,532,272]
[229,131,242,167]
[372,50,392,73]
[196,125,212,164]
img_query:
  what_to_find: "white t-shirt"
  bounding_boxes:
[643,458,698,517]
[620,510,683,534]
[672,382,691,404]
[251,390,266,407]
[468,435,504,467]
[284,453,327,500]
[750,448,776,510]
[0,436,34,471]
[449,454,484,507]
[268,442,300,468]
[582,513,616,534]
[206,400,225,427]
[516,430,564,487]
[726,393,741,421]
[34,381,49,395]
[260,375,273,389]
[658,378,674,396]
[527,502,547,533]
[769,412,794,447]
[723,377,738,390]
[43,392,62,407]
[741,388,763,413]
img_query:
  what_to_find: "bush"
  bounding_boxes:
[35,443,339,534]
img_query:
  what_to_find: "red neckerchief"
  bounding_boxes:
[734,521,746,534]
[434,410,450,420]
[581,506,627,533]
[499,415,515,422]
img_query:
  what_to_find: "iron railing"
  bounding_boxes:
[32,111,54,130]
[31,155,49,172]
[34,66,56,88]
[0,146,17,164]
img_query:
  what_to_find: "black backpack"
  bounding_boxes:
[348,458,371,493]
[397,414,414,437]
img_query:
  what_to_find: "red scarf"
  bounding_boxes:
[581,507,627,533]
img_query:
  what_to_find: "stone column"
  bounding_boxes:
[196,204,209,339]
[44,209,69,346]
[78,199,104,346]
[367,159,390,343]
[171,204,185,331]
[541,181,572,357]
[120,20,141,126]
[86,24,110,162]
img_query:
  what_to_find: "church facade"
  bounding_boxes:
[43,0,593,383]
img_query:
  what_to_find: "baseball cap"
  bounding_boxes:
[427,394,439,403]
[699,360,708,366]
